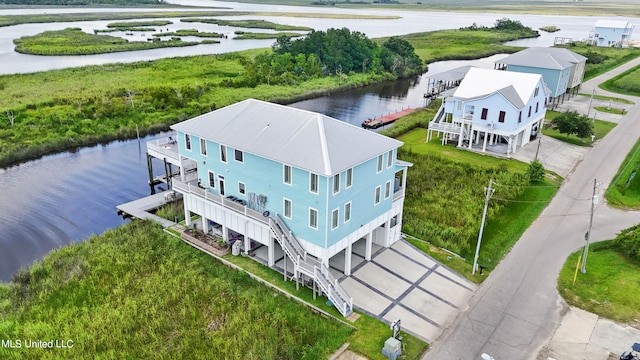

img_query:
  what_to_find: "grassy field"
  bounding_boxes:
[181,18,313,31]
[600,64,640,97]
[562,44,640,81]
[0,10,398,28]
[208,0,640,17]
[13,27,199,55]
[153,29,224,38]
[606,137,640,209]
[233,31,305,39]
[558,241,640,326]
[395,128,559,268]
[0,220,354,359]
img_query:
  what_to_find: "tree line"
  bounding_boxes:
[237,28,424,87]
[0,0,163,4]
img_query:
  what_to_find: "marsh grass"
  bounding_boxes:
[233,31,306,39]
[600,64,640,97]
[181,18,313,31]
[0,221,353,359]
[13,27,198,55]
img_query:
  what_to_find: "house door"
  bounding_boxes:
[218,176,225,196]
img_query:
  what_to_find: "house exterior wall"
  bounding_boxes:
[175,130,402,253]
[594,25,633,47]
[507,65,570,98]
[567,60,586,89]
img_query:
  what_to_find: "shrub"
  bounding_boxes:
[613,224,640,260]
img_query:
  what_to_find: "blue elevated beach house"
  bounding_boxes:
[589,19,634,47]
[155,99,412,316]
[494,47,586,107]
[427,67,549,156]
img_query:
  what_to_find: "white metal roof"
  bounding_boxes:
[452,68,544,108]
[171,99,403,176]
[595,19,632,29]
[496,47,587,70]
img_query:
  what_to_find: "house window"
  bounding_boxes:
[333,174,340,194]
[309,208,318,229]
[284,198,292,219]
[220,145,227,163]
[344,202,351,223]
[238,182,246,195]
[345,168,353,188]
[234,149,243,163]
[185,134,192,150]
[498,111,506,123]
[384,181,391,199]
[200,138,207,156]
[518,111,522,123]
[377,154,383,173]
[284,165,292,185]
[387,150,393,168]
[535,87,539,96]
[331,208,339,230]
[528,106,532,117]
[390,215,398,228]
[536,102,539,113]
[208,171,215,188]
[481,108,488,120]
[309,173,318,194]
[374,186,381,205]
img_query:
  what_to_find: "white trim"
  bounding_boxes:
[185,133,192,151]
[208,170,216,188]
[238,181,246,195]
[374,186,381,205]
[309,173,319,194]
[345,168,353,189]
[200,137,207,156]
[344,201,352,223]
[220,144,227,163]
[234,149,244,163]
[386,150,393,168]
[283,198,292,219]
[309,207,318,230]
[284,164,292,186]
[331,208,339,230]
[376,154,383,173]
[333,173,340,195]
[384,181,391,199]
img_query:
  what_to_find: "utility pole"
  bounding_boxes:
[473,179,495,275]
[581,179,599,273]
[587,89,595,117]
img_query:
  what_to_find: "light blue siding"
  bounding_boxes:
[507,65,570,97]
[176,131,400,249]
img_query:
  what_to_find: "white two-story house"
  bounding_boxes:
[163,99,412,316]
[427,68,549,156]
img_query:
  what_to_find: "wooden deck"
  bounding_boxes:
[116,191,178,228]
[361,108,417,129]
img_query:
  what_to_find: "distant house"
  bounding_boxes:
[427,68,549,156]
[494,47,587,106]
[158,99,412,316]
[590,19,635,47]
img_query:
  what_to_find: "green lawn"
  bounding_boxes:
[558,241,640,324]
[600,64,640,97]
[543,111,617,146]
[562,44,640,81]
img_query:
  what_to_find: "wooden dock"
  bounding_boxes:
[116,191,179,228]
[361,108,417,129]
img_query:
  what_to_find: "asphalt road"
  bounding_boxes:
[424,57,640,360]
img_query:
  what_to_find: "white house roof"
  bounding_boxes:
[496,47,587,70]
[171,99,403,176]
[452,68,544,109]
[595,19,631,29]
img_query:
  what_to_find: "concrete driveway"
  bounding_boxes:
[331,240,476,342]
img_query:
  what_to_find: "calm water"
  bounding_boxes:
[1,2,639,280]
